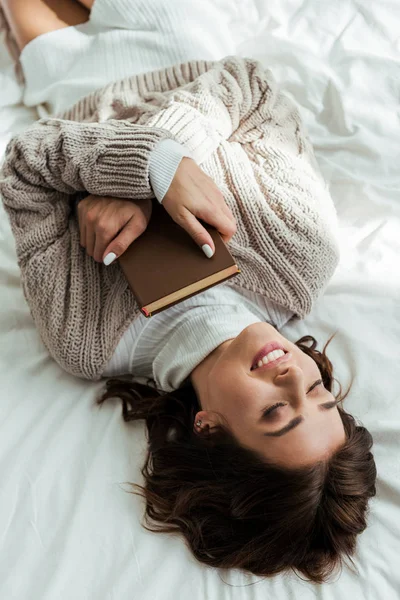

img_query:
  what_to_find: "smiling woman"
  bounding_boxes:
[189,323,348,467]
[0,0,377,585]
[98,333,376,583]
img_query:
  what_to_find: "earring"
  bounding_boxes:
[196,420,202,427]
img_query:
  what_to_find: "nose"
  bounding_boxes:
[274,364,303,384]
[274,365,305,405]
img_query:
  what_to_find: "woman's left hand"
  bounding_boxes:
[77,195,152,265]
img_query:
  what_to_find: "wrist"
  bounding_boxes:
[149,139,194,203]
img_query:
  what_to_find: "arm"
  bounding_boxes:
[0,118,175,266]
[74,136,194,213]
[140,56,339,314]
[0,118,176,378]
[139,56,323,181]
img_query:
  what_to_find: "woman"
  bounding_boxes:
[0,0,376,584]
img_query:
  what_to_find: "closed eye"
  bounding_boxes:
[308,378,323,393]
[262,402,286,418]
[261,378,324,418]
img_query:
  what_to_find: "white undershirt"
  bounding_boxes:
[103,285,294,392]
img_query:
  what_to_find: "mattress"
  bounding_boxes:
[0,1,399,598]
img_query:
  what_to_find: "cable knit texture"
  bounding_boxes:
[0,56,340,380]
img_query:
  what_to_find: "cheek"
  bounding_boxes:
[291,343,319,371]
[210,362,255,415]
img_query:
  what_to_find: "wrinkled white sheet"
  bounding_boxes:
[0,1,399,598]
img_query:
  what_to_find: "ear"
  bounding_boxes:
[193,410,222,434]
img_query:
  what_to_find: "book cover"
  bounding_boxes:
[118,198,240,317]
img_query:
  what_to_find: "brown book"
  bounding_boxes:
[118,198,240,317]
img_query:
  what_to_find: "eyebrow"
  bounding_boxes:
[263,398,341,438]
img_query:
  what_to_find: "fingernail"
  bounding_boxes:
[202,244,214,258]
[103,252,117,266]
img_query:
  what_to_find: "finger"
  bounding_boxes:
[86,226,95,257]
[209,185,235,222]
[219,198,236,227]
[202,176,236,225]
[93,228,116,263]
[77,205,86,247]
[80,221,86,248]
[175,208,216,258]
[199,206,237,244]
[102,219,143,265]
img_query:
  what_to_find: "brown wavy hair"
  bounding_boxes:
[97,334,376,583]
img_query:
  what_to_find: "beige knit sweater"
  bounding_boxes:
[0,56,340,380]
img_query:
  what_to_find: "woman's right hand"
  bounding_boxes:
[162,157,237,257]
[77,194,153,265]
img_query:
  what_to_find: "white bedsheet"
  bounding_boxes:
[0,1,399,598]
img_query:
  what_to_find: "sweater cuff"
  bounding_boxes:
[148,139,194,203]
[77,120,177,199]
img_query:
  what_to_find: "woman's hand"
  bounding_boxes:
[77,158,236,264]
[77,195,152,265]
[162,157,237,257]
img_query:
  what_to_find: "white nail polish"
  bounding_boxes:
[103,252,117,266]
[202,244,214,258]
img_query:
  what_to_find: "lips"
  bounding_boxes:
[251,341,287,371]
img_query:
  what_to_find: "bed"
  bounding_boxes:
[1,1,399,598]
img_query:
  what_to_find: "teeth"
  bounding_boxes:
[254,349,285,370]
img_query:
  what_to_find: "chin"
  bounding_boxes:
[245,321,279,337]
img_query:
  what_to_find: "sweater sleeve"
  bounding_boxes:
[0,118,176,264]
[142,57,339,316]
[143,57,324,181]
[1,117,176,201]
[0,119,177,379]
[73,137,194,212]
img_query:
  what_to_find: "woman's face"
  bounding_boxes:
[190,322,346,467]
